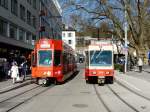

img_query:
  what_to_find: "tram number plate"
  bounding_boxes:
[98,76,105,78]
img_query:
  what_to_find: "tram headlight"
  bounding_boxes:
[43,71,51,76]
[55,71,61,75]
[92,71,97,75]
[47,71,51,76]
[58,71,61,75]
[105,71,110,75]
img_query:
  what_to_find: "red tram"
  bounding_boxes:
[31,38,77,86]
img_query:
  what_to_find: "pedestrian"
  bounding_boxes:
[20,60,27,81]
[11,60,17,66]
[10,62,19,84]
[138,57,143,73]
[3,59,10,79]
[148,59,150,66]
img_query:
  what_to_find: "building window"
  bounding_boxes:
[0,19,7,36]
[0,0,8,9]
[33,0,36,9]
[11,0,18,16]
[9,24,17,39]
[27,10,31,25]
[68,40,72,44]
[41,2,45,10]
[32,35,36,45]
[19,29,25,41]
[68,33,72,37]
[32,35,36,40]
[27,0,31,4]
[20,5,25,21]
[63,33,65,37]
[26,32,31,43]
[32,15,36,28]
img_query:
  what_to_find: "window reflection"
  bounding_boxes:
[90,50,112,66]
[38,50,52,66]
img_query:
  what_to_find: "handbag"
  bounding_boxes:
[16,75,20,81]
[8,70,11,76]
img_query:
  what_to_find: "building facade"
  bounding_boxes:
[76,36,97,55]
[40,0,62,39]
[62,27,76,50]
[0,0,62,60]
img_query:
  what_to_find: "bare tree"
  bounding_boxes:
[60,0,150,56]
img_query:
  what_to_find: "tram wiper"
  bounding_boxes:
[96,46,102,59]
[91,51,96,62]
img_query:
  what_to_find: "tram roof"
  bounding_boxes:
[87,40,113,51]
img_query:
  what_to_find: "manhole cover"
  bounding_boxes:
[72,104,88,108]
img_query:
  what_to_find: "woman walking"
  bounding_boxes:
[138,57,143,73]
[11,62,19,84]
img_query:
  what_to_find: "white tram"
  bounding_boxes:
[85,40,114,85]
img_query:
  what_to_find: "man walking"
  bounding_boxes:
[20,60,27,81]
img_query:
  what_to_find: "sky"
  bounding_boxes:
[58,0,126,31]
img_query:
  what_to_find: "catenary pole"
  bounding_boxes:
[124,4,128,73]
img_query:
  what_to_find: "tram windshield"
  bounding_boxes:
[90,50,112,66]
[38,50,52,66]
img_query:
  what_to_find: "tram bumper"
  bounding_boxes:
[85,69,114,77]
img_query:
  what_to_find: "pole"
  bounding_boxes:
[97,28,99,40]
[124,5,128,73]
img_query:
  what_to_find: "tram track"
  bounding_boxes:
[0,84,54,112]
[107,85,140,112]
[0,85,40,104]
[94,83,142,112]
[0,80,34,94]
[93,84,111,112]
[6,87,52,112]
[115,79,150,102]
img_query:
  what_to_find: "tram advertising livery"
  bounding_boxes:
[31,38,77,86]
[85,40,114,85]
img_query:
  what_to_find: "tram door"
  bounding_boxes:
[31,51,36,77]
[85,51,89,67]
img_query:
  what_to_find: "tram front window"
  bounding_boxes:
[90,50,112,66]
[38,50,52,66]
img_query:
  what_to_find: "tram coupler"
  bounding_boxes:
[38,78,49,86]
[98,76,105,85]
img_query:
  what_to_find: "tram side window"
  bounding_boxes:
[54,50,61,66]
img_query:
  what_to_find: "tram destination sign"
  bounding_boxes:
[40,40,51,48]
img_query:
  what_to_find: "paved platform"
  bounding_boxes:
[115,65,150,98]
[126,65,150,82]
